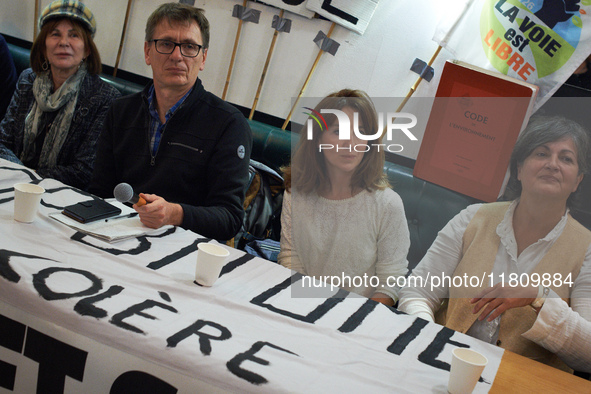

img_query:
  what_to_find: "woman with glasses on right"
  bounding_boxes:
[399,115,591,373]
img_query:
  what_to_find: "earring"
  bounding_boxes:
[42,60,49,71]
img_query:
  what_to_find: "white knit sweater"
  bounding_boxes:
[278,188,410,301]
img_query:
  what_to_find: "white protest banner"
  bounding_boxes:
[432,0,591,111]
[1,304,219,393]
[0,159,503,393]
[257,0,315,18]
[305,0,379,35]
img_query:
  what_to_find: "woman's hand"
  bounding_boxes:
[371,292,395,307]
[470,283,538,321]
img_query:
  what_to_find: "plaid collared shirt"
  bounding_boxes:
[147,85,193,157]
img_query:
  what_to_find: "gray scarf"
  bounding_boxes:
[21,64,87,168]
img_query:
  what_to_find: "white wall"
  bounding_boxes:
[0,0,452,158]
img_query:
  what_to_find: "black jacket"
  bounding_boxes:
[0,69,120,190]
[90,78,252,240]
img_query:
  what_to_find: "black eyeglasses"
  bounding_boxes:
[150,39,203,57]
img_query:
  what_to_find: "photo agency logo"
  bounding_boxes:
[303,107,419,153]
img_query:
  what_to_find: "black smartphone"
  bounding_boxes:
[62,199,122,223]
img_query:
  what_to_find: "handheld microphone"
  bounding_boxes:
[113,183,146,207]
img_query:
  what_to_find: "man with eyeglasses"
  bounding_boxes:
[90,3,252,241]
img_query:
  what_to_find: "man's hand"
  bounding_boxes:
[134,193,184,228]
[470,283,537,322]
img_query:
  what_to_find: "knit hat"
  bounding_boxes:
[38,0,97,37]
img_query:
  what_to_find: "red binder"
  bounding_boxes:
[413,60,539,202]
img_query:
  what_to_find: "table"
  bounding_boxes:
[0,159,589,393]
[492,351,591,392]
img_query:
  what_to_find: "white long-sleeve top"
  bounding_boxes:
[278,188,410,301]
[398,201,591,372]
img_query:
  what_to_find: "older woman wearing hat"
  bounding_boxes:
[0,0,119,190]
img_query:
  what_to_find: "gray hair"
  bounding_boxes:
[503,115,590,209]
[145,3,210,49]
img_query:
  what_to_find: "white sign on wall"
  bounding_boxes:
[257,0,316,19]
[306,0,379,35]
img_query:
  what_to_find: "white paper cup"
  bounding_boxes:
[448,348,488,394]
[194,243,230,286]
[13,183,45,223]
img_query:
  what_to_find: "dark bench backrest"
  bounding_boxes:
[8,43,29,76]
[384,162,477,269]
[99,74,144,97]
